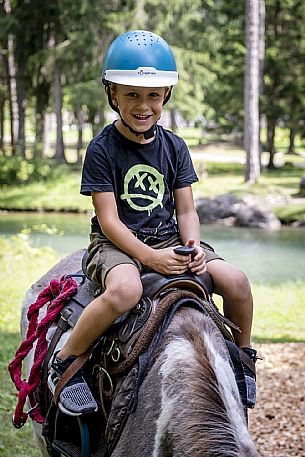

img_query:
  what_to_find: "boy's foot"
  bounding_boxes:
[241,347,258,408]
[48,354,98,416]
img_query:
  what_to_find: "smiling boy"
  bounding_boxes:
[49,31,257,416]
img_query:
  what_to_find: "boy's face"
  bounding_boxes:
[111,85,169,139]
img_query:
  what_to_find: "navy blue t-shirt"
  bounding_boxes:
[81,122,198,234]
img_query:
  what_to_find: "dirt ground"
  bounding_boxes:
[249,343,305,457]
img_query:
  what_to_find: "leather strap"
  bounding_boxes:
[42,310,72,386]
[238,348,256,374]
[52,348,93,405]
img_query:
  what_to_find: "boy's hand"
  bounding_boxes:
[185,239,207,275]
[147,247,191,275]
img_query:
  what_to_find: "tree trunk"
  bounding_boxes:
[4,0,19,155]
[90,106,105,137]
[43,113,52,157]
[267,117,276,169]
[170,108,178,133]
[258,0,265,167]
[98,106,106,131]
[16,59,26,157]
[288,127,296,154]
[76,107,83,165]
[0,46,6,152]
[53,61,65,163]
[0,98,4,151]
[34,76,50,158]
[244,0,262,183]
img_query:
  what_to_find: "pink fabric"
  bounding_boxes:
[8,276,77,427]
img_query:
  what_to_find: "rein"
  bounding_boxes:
[8,277,77,428]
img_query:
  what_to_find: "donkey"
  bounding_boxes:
[19,250,258,457]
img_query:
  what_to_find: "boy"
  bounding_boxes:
[49,30,256,416]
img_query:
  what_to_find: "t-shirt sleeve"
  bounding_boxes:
[174,138,198,189]
[80,141,113,196]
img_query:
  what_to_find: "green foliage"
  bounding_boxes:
[263,0,305,140]
[0,153,73,185]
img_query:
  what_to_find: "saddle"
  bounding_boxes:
[41,269,249,457]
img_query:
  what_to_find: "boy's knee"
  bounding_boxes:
[237,269,251,291]
[228,269,252,301]
[211,262,252,301]
[105,277,143,315]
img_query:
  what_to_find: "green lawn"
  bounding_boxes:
[0,237,57,457]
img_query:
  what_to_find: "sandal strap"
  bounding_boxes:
[53,348,93,405]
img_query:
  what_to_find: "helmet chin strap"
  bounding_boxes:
[120,116,157,140]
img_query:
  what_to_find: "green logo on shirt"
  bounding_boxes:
[121,165,165,215]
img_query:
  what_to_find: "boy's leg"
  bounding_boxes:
[50,263,143,415]
[206,259,253,348]
[58,263,143,359]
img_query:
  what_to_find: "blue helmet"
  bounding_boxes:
[102,30,178,87]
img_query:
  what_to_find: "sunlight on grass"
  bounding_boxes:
[0,236,58,457]
[0,174,92,212]
[251,282,305,342]
[212,281,305,343]
[0,236,58,332]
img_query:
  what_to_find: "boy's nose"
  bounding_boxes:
[136,97,149,109]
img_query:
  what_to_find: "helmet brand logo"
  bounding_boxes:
[138,69,157,76]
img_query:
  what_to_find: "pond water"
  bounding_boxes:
[1,212,304,285]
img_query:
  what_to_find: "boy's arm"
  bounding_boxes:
[174,186,206,274]
[92,192,190,275]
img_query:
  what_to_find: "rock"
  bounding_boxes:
[292,219,305,227]
[234,203,281,230]
[196,193,239,223]
[196,193,281,230]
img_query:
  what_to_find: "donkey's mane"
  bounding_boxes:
[153,307,254,457]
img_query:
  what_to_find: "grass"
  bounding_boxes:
[0,173,90,212]
[212,281,305,343]
[0,332,41,457]
[251,281,305,342]
[0,236,57,457]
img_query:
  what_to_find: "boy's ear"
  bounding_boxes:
[109,86,118,106]
[164,87,171,100]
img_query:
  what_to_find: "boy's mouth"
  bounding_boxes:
[133,114,151,120]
